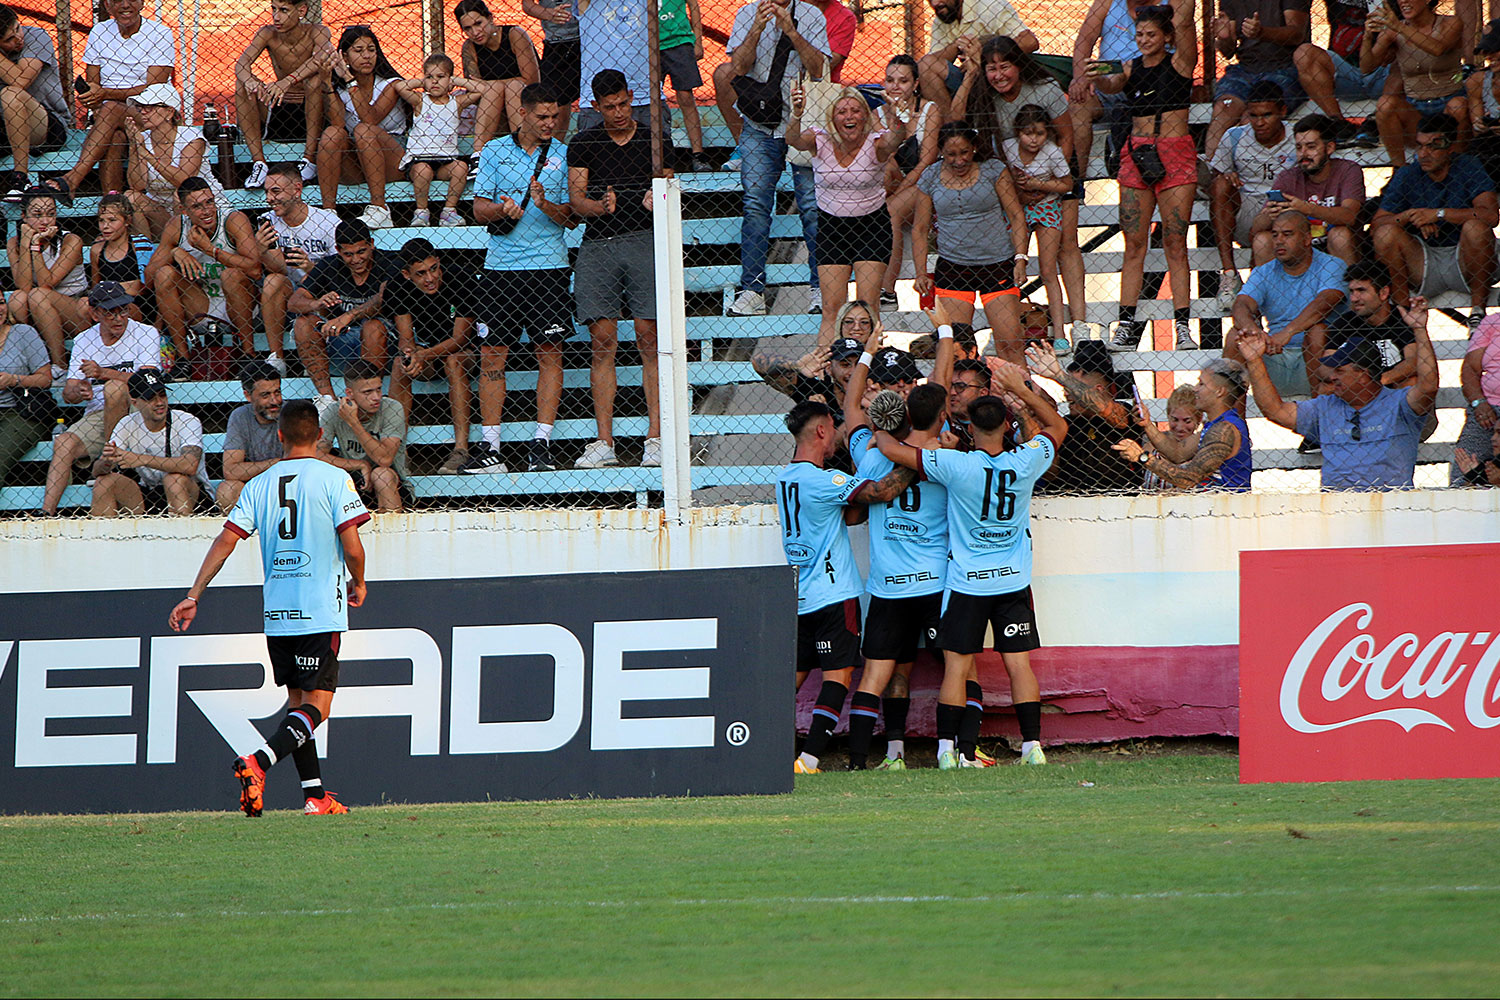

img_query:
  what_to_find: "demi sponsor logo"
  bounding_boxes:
[271,550,310,572]
[969,525,1016,545]
[784,543,814,563]
[886,517,924,537]
[1279,603,1500,734]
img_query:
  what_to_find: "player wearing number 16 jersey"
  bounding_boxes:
[776,400,917,774]
[875,370,1067,769]
[168,399,370,816]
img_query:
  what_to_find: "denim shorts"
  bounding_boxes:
[1215,64,1306,109]
[1409,91,1465,116]
[1332,56,1390,100]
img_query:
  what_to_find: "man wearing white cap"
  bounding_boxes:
[124,82,226,237]
[44,0,176,201]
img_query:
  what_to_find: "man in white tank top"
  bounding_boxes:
[144,177,264,379]
[256,163,340,374]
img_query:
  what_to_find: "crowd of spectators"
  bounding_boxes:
[5,0,1500,514]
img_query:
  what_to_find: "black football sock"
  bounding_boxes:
[846,692,881,769]
[802,681,848,760]
[882,696,909,758]
[292,738,324,800]
[1015,700,1043,743]
[958,680,984,759]
[258,704,322,770]
[935,701,963,746]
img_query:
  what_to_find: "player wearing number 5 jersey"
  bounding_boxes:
[777,400,918,774]
[876,371,1067,769]
[168,399,370,816]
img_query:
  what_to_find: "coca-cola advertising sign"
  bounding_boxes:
[1241,543,1500,783]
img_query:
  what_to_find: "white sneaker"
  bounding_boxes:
[1173,319,1198,351]
[438,207,463,226]
[410,208,430,227]
[244,160,269,189]
[359,204,393,229]
[575,439,620,469]
[298,158,316,182]
[265,353,288,376]
[807,288,822,314]
[641,436,661,467]
[727,289,766,316]
[723,156,742,172]
[1216,269,1243,311]
[315,394,338,419]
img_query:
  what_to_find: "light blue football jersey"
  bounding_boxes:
[920,435,1055,595]
[775,460,866,614]
[226,457,370,635]
[850,427,947,599]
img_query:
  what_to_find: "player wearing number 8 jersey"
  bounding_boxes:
[168,399,370,816]
[777,400,918,774]
[875,369,1067,768]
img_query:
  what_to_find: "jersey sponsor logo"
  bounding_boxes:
[964,566,1019,581]
[295,654,322,667]
[1003,622,1032,638]
[883,571,940,586]
[265,609,314,621]
[814,639,833,653]
[969,524,1019,546]
[342,500,363,513]
[885,517,926,537]
[271,550,310,572]
[783,542,814,563]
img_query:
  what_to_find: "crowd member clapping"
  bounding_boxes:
[1137,384,1201,488]
[319,26,409,229]
[879,55,943,307]
[395,54,483,226]
[125,82,224,239]
[787,83,906,343]
[1091,0,1200,353]
[7,189,87,372]
[912,122,1028,364]
[1114,359,1252,491]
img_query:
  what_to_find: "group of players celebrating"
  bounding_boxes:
[779,325,1066,772]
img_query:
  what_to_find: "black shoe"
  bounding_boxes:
[1332,117,1360,144]
[689,153,714,173]
[0,170,27,202]
[527,439,556,472]
[1297,437,1320,454]
[1345,122,1380,150]
[39,175,71,206]
[879,288,899,306]
[457,441,508,474]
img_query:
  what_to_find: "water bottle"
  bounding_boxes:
[215,111,238,188]
[51,417,66,438]
[202,103,220,143]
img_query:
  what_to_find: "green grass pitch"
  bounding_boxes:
[3,753,1498,997]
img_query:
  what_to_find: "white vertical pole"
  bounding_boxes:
[653,175,692,522]
[184,0,198,124]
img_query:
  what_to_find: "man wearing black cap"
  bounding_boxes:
[868,347,924,398]
[753,334,864,412]
[90,367,209,516]
[42,281,162,515]
[1027,339,1137,493]
[1240,297,1438,490]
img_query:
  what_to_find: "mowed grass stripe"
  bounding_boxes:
[3,756,1498,997]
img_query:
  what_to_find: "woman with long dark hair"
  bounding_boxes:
[1087,0,1200,353]
[1364,0,1468,165]
[879,54,944,306]
[317,26,410,229]
[454,0,540,155]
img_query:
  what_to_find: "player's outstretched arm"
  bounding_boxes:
[168,528,242,632]
[339,523,367,608]
[850,464,919,505]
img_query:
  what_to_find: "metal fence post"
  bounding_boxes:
[653,176,692,521]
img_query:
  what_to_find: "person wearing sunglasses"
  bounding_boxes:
[1238,295,1437,490]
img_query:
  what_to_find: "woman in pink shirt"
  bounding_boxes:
[787,84,910,343]
[1454,313,1500,484]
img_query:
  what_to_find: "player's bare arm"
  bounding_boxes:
[168,528,243,631]
[850,465,919,505]
[339,521,367,608]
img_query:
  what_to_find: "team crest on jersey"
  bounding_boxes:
[831,474,846,486]
[346,479,357,492]
[1026,439,1042,450]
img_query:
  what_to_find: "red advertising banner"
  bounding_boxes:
[1240,543,1500,784]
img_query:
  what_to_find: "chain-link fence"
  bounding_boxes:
[0,0,1488,518]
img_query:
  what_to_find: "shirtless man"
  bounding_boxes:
[234,0,332,189]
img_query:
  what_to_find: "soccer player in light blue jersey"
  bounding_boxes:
[876,366,1067,768]
[169,399,370,816]
[777,399,919,775]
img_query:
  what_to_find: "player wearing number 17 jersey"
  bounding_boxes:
[875,370,1068,769]
[776,400,917,774]
[168,399,370,816]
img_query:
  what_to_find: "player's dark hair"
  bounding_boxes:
[1417,112,1459,143]
[520,82,557,108]
[968,395,1012,433]
[453,0,490,20]
[1346,258,1392,291]
[335,218,372,247]
[953,358,992,386]
[266,161,303,185]
[591,68,629,102]
[785,400,834,438]
[401,237,440,269]
[177,175,212,200]
[0,6,20,35]
[1246,80,1286,107]
[907,383,947,432]
[424,52,455,75]
[279,398,320,445]
[1294,113,1335,143]
[343,359,386,384]
[241,361,282,392]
